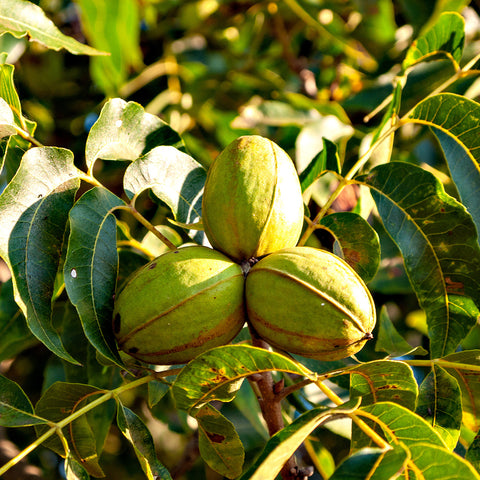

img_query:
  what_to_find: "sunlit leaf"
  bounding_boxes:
[116,401,172,480]
[0,374,48,427]
[358,162,480,358]
[299,138,340,192]
[238,402,360,480]
[403,12,465,71]
[123,146,206,225]
[407,442,480,479]
[75,0,142,95]
[0,147,80,363]
[65,455,89,480]
[196,404,244,479]
[348,360,418,410]
[439,349,480,432]
[318,211,380,282]
[85,98,183,172]
[375,305,428,357]
[416,365,462,450]
[64,186,124,366]
[0,98,16,138]
[35,382,106,477]
[0,0,106,56]
[408,93,480,238]
[172,345,314,414]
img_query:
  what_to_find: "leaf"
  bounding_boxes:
[116,401,172,480]
[75,0,142,95]
[238,402,360,480]
[403,12,465,71]
[64,186,125,366]
[439,349,480,432]
[0,97,16,138]
[85,98,183,172]
[357,162,480,358]
[358,402,447,449]
[416,365,462,450]
[407,442,480,479]
[0,0,106,56]
[299,138,340,192]
[318,211,380,283]
[375,305,428,357]
[408,93,480,238]
[466,432,480,473]
[65,455,89,480]
[348,360,418,410]
[172,345,314,414]
[0,147,80,363]
[196,404,244,479]
[329,445,408,480]
[0,279,37,361]
[123,146,206,225]
[0,374,48,427]
[35,382,106,477]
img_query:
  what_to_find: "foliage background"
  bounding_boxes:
[1,0,480,479]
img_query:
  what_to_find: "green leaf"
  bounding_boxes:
[65,455,89,480]
[75,0,142,95]
[416,365,462,450]
[85,98,183,172]
[238,402,360,480]
[329,446,408,480]
[408,93,480,238]
[403,12,465,71]
[172,345,314,414]
[318,211,380,283]
[358,162,480,358]
[359,402,447,448]
[0,374,48,427]
[35,382,106,477]
[466,432,480,473]
[196,404,244,479]
[348,360,418,410]
[116,401,172,480]
[439,350,480,432]
[299,138,340,192]
[123,146,206,225]
[0,97,16,138]
[0,0,107,56]
[375,305,428,357]
[64,187,124,366]
[407,442,480,479]
[0,279,37,361]
[0,147,80,363]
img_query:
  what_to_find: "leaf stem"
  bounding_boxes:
[0,371,178,476]
[405,358,480,372]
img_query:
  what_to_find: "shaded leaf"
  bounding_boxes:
[358,162,480,358]
[407,93,480,237]
[85,98,183,172]
[416,365,462,450]
[348,360,418,410]
[319,211,380,282]
[172,345,314,414]
[35,382,105,477]
[407,442,480,479]
[238,402,360,480]
[65,455,89,480]
[196,404,244,479]
[299,138,340,192]
[375,305,428,357]
[0,374,48,427]
[123,146,206,225]
[116,401,172,480]
[0,147,80,363]
[0,279,37,362]
[439,349,480,432]
[466,432,480,473]
[64,186,124,366]
[403,12,465,71]
[0,0,106,56]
